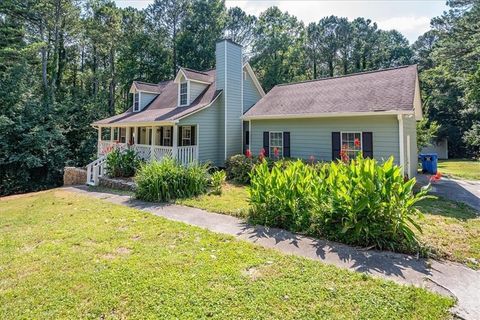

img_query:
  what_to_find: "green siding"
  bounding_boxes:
[216,40,243,162]
[250,116,400,164]
[140,92,157,109]
[403,115,418,178]
[243,71,262,112]
[179,99,223,166]
[189,81,208,104]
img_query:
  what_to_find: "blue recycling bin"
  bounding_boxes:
[419,153,438,174]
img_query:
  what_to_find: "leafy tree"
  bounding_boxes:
[251,6,307,91]
[224,6,257,55]
[416,119,440,153]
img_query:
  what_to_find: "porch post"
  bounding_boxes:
[150,126,156,161]
[110,127,114,143]
[126,127,131,145]
[97,126,102,157]
[172,125,178,160]
[133,126,137,145]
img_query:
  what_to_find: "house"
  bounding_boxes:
[88,39,421,185]
[421,138,448,159]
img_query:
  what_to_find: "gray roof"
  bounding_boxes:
[244,65,418,118]
[182,68,214,83]
[94,69,220,125]
[132,81,164,93]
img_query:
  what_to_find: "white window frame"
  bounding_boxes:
[163,126,172,146]
[133,92,140,112]
[182,126,192,146]
[340,131,362,158]
[269,131,283,157]
[179,81,189,106]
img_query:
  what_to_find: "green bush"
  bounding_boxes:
[249,156,431,252]
[225,154,255,184]
[105,147,141,178]
[135,158,209,202]
[209,170,226,195]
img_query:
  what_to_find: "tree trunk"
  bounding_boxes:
[108,47,116,116]
[40,22,49,97]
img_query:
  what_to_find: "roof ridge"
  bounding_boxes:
[276,65,416,88]
[134,80,160,85]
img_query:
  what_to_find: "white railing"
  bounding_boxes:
[177,146,197,165]
[86,155,107,186]
[153,146,173,160]
[133,144,151,161]
[95,142,197,167]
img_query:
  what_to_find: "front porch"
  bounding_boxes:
[96,125,198,165]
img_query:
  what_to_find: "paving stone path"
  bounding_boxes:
[65,186,480,320]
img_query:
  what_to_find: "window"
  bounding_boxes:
[182,126,191,146]
[163,126,172,146]
[119,128,126,143]
[341,132,362,158]
[245,131,250,145]
[269,132,283,157]
[180,82,188,106]
[133,92,140,111]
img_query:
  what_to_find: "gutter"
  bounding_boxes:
[242,110,415,120]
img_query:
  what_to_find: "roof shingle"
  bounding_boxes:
[243,65,418,118]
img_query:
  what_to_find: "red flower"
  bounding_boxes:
[273,147,279,157]
[245,149,252,158]
[354,138,361,147]
[259,148,266,161]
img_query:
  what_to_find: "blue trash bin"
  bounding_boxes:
[420,153,438,174]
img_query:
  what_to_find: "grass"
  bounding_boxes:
[437,159,480,180]
[175,183,250,217]
[415,198,480,269]
[173,183,480,269]
[0,190,453,319]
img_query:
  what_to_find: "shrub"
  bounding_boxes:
[135,158,209,202]
[248,156,431,252]
[225,154,255,184]
[105,147,141,178]
[210,170,226,195]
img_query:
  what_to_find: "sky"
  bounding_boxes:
[114,0,449,43]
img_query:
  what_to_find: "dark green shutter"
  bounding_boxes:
[263,132,269,157]
[191,126,196,146]
[160,127,164,146]
[332,132,341,160]
[362,132,373,158]
[283,132,290,157]
[178,126,183,146]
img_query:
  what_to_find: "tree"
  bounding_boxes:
[146,0,188,76]
[416,119,440,153]
[224,7,257,55]
[176,0,227,71]
[251,6,306,91]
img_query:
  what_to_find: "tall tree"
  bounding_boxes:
[251,6,306,91]
[224,6,257,54]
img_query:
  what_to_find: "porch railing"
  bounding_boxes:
[97,141,198,165]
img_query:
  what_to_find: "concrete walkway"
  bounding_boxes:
[65,186,480,320]
[417,174,480,213]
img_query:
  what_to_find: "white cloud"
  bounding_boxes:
[376,16,432,42]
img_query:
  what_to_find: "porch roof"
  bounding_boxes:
[93,69,221,126]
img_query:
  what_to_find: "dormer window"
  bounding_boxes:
[133,92,140,112]
[180,82,188,106]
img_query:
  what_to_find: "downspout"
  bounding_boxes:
[397,114,405,176]
[224,41,227,161]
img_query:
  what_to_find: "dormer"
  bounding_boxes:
[129,81,161,112]
[174,68,213,107]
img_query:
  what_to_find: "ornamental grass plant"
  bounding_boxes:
[249,156,431,252]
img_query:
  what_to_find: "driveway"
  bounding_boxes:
[417,174,480,213]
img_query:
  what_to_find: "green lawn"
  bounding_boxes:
[0,190,453,319]
[415,198,480,269]
[437,160,480,180]
[178,183,480,269]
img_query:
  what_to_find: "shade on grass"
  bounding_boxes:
[0,190,453,319]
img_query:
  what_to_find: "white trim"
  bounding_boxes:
[188,78,212,85]
[407,134,411,178]
[224,40,227,161]
[92,121,176,128]
[181,125,192,146]
[243,62,266,97]
[179,81,189,107]
[398,114,405,176]
[241,53,244,152]
[133,91,140,112]
[174,68,212,85]
[414,74,423,120]
[130,82,161,95]
[269,131,284,157]
[242,110,414,120]
[340,131,363,157]
[196,124,200,161]
[248,120,251,151]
